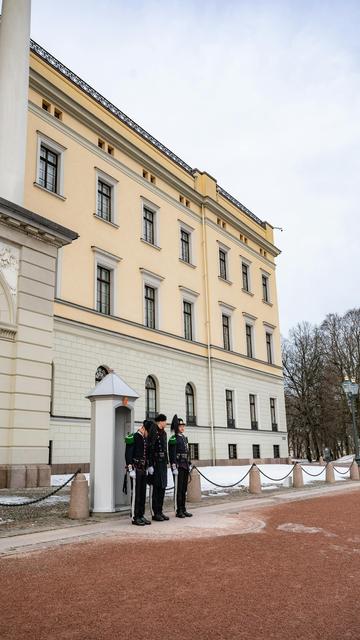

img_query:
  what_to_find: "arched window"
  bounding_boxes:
[185,383,196,425]
[95,365,110,383]
[145,375,157,419]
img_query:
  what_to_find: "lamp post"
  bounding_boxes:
[342,378,360,466]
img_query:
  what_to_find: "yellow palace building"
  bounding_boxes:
[0,1,287,486]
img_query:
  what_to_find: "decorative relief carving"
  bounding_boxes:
[0,242,19,296]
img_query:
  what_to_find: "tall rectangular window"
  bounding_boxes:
[246,324,253,358]
[96,266,111,315]
[252,444,260,459]
[219,248,227,280]
[143,207,155,244]
[249,394,258,429]
[262,274,269,302]
[145,285,156,329]
[183,301,193,341]
[39,145,58,193]
[242,262,249,291]
[273,444,280,458]
[222,314,231,351]
[228,444,237,459]
[270,398,278,431]
[97,180,112,221]
[266,332,273,364]
[226,390,235,428]
[180,229,190,263]
[189,443,199,460]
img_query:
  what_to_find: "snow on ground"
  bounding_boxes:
[49,462,352,495]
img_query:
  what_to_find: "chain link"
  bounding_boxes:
[192,464,253,488]
[257,465,296,482]
[0,470,80,507]
[333,465,351,476]
[300,464,327,478]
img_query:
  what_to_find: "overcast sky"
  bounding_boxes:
[26,0,360,335]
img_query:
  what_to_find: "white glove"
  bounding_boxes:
[127,465,133,472]
[147,466,154,475]
[129,469,136,479]
[189,464,193,472]
[172,465,178,476]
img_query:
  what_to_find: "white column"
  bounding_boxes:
[0,0,31,206]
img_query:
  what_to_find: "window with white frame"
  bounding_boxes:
[189,443,199,460]
[145,375,157,419]
[270,398,278,431]
[249,394,258,429]
[222,314,231,351]
[242,261,250,292]
[246,324,253,358]
[226,389,235,428]
[141,198,159,247]
[95,170,118,224]
[252,444,260,459]
[178,221,195,265]
[262,272,270,303]
[140,269,163,330]
[92,246,121,316]
[36,133,66,196]
[273,444,280,458]
[266,331,273,364]
[228,444,237,459]
[185,383,196,425]
[180,286,198,341]
[219,248,228,280]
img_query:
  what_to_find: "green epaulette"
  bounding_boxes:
[124,432,134,445]
[169,434,177,445]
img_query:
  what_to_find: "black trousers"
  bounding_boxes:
[176,467,189,513]
[134,468,147,519]
[152,485,166,516]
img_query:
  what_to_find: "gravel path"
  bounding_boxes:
[1,489,359,639]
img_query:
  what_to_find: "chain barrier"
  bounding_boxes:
[333,465,351,476]
[0,469,80,508]
[192,464,253,488]
[300,463,327,478]
[257,464,296,482]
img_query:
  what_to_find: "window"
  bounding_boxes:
[143,207,155,244]
[145,376,157,419]
[270,398,278,431]
[246,324,253,358]
[266,332,273,364]
[222,314,231,351]
[180,229,190,263]
[262,274,269,302]
[39,145,58,193]
[228,444,237,459]
[252,444,260,459]
[226,390,235,428]
[189,443,199,460]
[183,301,193,341]
[249,394,258,429]
[273,445,280,459]
[145,285,156,329]
[242,262,250,291]
[96,266,111,315]
[97,180,112,222]
[219,248,227,280]
[186,383,196,425]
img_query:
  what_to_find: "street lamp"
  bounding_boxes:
[342,378,360,466]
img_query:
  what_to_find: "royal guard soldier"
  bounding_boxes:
[169,415,193,518]
[125,420,152,526]
[147,413,169,521]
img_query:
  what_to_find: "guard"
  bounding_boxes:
[148,413,169,521]
[169,415,192,518]
[125,420,152,526]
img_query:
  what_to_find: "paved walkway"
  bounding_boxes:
[0,480,358,556]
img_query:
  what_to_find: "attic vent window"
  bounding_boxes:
[98,138,105,150]
[150,175,156,184]
[222,221,226,229]
[107,145,114,156]
[143,170,148,179]
[217,218,221,225]
[185,199,190,208]
[42,99,50,112]
[54,108,62,120]
[179,195,184,204]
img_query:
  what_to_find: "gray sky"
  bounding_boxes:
[26,0,360,335]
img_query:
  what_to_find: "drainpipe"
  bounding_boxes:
[201,203,216,465]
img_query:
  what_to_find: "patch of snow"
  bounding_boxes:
[277,523,336,536]
[0,496,28,505]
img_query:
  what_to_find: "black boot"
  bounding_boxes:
[132,517,145,526]
[160,513,169,520]
[176,511,186,518]
[152,514,165,521]
[183,510,193,517]
[141,516,151,525]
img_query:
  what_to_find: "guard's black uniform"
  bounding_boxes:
[169,433,191,516]
[126,431,148,520]
[149,426,168,517]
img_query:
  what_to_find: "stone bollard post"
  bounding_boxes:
[187,467,202,503]
[249,464,261,494]
[325,462,335,484]
[350,461,360,481]
[293,463,304,488]
[68,473,89,519]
